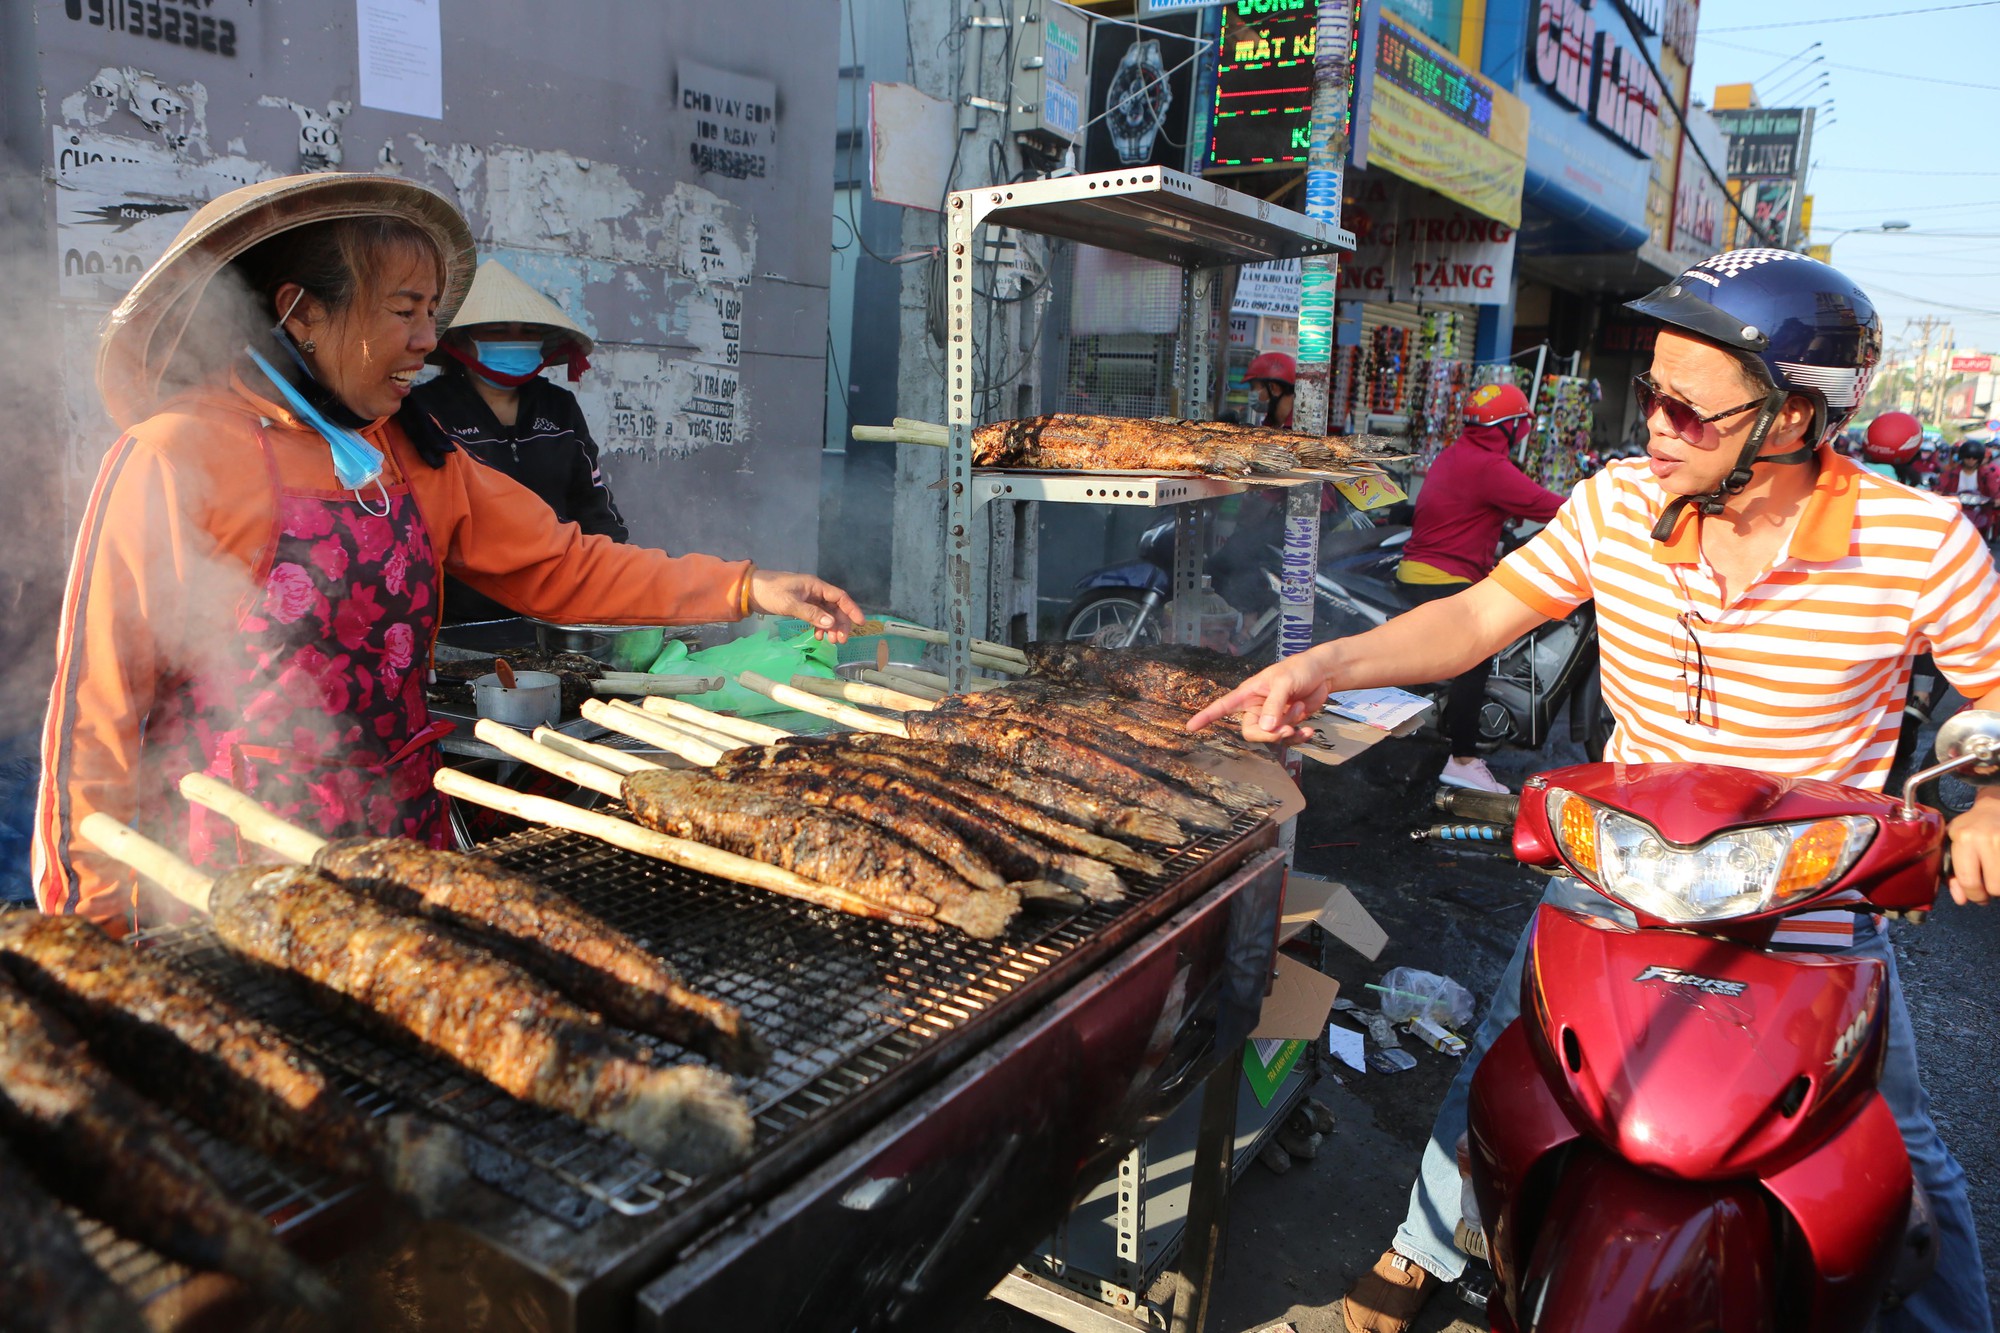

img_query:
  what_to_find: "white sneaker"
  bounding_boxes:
[1439,756,1509,793]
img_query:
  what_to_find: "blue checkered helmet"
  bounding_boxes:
[1627,249,1883,524]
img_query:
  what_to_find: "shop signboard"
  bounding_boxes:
[1730,178,1798,249]
[1362,14,1529,226]
[1381,0,1462,52]
[1953,354,1993,374]
[1668,104,1729,264]
[1234,258,1304,316]
[1711,106,1813,180]
[1085,10,1201,173]
[1337,176,1516,304]
[1206,0,1319,170]
[1514,0,1657,248]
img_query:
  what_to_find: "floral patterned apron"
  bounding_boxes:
[167,430,452,881]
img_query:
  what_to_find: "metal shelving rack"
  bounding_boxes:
[940,167,1354,686]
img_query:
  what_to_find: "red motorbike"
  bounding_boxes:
[1460,714,2000,1332]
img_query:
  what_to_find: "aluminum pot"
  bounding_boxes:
[473,671,561,728]
[532,622,666,672]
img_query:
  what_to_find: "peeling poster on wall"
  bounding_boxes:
[677,61,776,181]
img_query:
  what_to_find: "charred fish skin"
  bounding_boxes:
[618,769,1019,939]
[0,970,337,1313]
[0,1134,148,1333]
[954,683,1204,754]
[207,866,754,1176]
[828,731,1187,847]
[0,911,383,1183]
[310,838,766,1074]
[1023,641,1250,714]
[715,746,1128,901]
[972,414,1298,476]
[901,711,1231,833]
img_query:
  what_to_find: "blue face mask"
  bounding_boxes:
[244,344,385,494]
[471,340,547,381]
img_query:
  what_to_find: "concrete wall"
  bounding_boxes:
[22,0,838,574]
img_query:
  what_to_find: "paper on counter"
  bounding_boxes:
[1324,686,1433,731]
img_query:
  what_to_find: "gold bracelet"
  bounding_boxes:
[738,565,756,618]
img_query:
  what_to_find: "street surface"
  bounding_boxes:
[958,710,1999,1333]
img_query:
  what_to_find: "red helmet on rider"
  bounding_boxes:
[1464,381,1532,427]
[1862,411,1922,465]
[1245,351,1296,388]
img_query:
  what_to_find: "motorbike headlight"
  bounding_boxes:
[1544,789,1876,923]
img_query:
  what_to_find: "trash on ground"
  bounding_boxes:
[1367,1048,1419,1074]
[1373,966,1476,1028]
[1327,1022,1368,1073]
[1408,1015,1468,1057]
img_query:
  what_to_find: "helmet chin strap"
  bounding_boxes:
[1649,389,1812,541]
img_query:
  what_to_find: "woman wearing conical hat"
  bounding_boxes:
[36,173,860,933]
[403,261,627,623]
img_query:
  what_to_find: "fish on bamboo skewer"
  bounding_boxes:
[929,694,1267,812]
[617,769,1020,938]
[942,683,1211,755]
[79,814,754,1176]
[709,747,1126,903]
[0,968,336,1313]
[700,763,1086,905]
[0,1134,146,1333]
[0,912,452,1195]
[1022,641,1254,713]
[179,774,764,1072]
[899,710,1232,833]
[972,414,1300,477]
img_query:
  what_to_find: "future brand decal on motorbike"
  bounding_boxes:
[1632,965,1748,997]
[1828,1001,1876,1073]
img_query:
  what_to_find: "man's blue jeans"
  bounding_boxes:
[1390,878,1990,1333]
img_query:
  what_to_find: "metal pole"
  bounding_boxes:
[945,192,978,692]
[1165,1060,1243,1333]
[1279,0,1359,662]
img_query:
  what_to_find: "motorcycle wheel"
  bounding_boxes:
[1568,665,1615,763]
[1060,589,1164,648]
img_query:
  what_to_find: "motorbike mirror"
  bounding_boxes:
[1933,711,2000,781]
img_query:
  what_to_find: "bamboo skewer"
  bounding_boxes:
[877,663,1007,693]
[787,674,936,714]
[849,621,1029,667]
[79,813,212,911]
[531,727,663,776]
[614,704,751,755]
[640,698,793,747]
[578,702,731,767]
[736,672,909,737]
[859,669,943,701]
[180,773,326,864]
[589,674,725,697]
[437,750,934,931]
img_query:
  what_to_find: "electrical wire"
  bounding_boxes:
[1704,0,2000,30]
[1703,39,1996,90]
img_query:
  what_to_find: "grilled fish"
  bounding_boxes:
[0,1134,147,1333]
[1023,642,1253,713]
[618,769,1020,938]
[714,745,1131,902]
[955,682,1207,754]
[0,912,390,1184]
[901,711,1231,832]
[208,865,753,1175]
[311,838,764,1073]
[973,414,1299,476]
[0,969,335,1312]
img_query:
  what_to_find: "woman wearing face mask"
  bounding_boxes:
[1393,382,1566,793]
[402,261,626,622]
[35,173,860,934]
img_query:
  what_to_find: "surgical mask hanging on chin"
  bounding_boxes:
[244,345,388,501]
[471,340,548,384]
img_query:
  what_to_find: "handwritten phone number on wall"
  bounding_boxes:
[64,0,238,55]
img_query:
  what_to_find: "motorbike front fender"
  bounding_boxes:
[1495,1146,1778,1333]
[1072,561,1168,593]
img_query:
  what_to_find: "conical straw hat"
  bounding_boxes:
[443,260,594,355]
[96,172,474,428]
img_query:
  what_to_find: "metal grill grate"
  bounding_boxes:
[123,802,1270,1252]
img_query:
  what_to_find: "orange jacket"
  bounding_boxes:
[35,376,753,931]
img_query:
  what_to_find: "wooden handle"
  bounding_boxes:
[877,663,1006,693]
[890,417,950,446]
[858,668,943,701]
[78,813,213,913]
[786,673,935,713]
[580,701,730,767]
[531,727,663,776]
[473,719,626,798]
[970,651,1028,675]
[736,672,908,737]
[848,425,907,444]
[613,701,753,753]
[432,769,934,930]
[850,620,1029,666]
[178,773,327,864]
[640,698,793,747]
[589,675,726,697]
[494,658,517,690]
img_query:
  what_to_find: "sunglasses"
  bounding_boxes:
[1633,374,1766,445]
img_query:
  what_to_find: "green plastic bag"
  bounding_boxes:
[646,626,838,717]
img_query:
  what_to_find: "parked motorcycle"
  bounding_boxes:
[1448,714,2000,1331]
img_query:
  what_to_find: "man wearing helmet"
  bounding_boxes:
[1935,432,2000,540]
[1396,381,1566,793]
[1862,410,1924,485]
[1245,350,1297,429]
[1193,251,1998,1333]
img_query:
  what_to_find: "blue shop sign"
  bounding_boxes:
[1514,0,1657,250]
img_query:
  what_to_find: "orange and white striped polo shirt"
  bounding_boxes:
[1491,449,2000,946]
